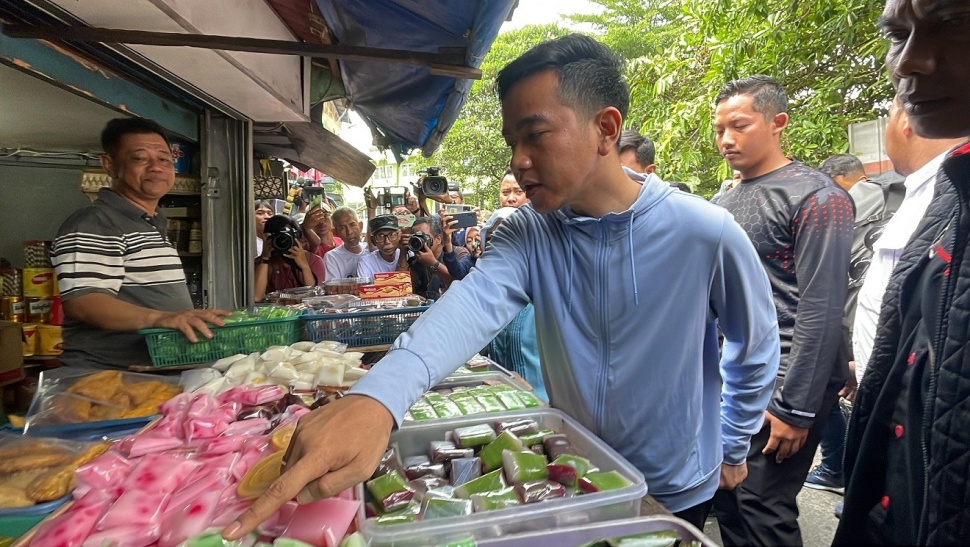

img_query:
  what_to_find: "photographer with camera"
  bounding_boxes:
[254,215,325,301]
[407,216,454,299]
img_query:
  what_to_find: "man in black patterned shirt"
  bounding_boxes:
[711,75,855,546]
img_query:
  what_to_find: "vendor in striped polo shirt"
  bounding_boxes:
[52,118,228,369]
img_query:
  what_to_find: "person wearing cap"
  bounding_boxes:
[357,215,408,281]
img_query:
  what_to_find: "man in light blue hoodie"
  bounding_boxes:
[225,34,781,540]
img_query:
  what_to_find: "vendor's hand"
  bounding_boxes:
[415,243,437,268]
[840,361,858,402]
[223,395,393,540]
[719,461,748,490]
[152,308,229,343]
[762,411,809,464]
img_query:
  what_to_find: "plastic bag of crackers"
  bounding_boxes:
[21,369,182,431]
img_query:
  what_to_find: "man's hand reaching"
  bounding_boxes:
[222,395,394,540]
[151,308,230,343]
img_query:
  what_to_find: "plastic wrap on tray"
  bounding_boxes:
[23,368,182,431]
[0,433,110,512]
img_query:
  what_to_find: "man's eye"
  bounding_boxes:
[882,28,909,44]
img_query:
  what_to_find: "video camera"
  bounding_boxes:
[417,166,449,197]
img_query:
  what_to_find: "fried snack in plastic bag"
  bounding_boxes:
[0,434,108,508]
[26,440,111,502]
[25,367,183,429]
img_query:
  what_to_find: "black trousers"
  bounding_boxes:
[713,386,840,547]
[674,498,715,530]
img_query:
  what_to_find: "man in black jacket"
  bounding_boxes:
[835,1,970,544]
[712,76,854,546]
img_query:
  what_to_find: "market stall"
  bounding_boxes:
[1,289,716,546]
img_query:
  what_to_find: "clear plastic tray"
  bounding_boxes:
[475,515,719,546]
[401,372,546,427]
[358,408,647,547]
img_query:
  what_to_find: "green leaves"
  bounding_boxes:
[421,0,893,202]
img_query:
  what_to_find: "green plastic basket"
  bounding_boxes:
[140,316,303,367]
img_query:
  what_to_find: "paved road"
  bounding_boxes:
[701,449,842,547]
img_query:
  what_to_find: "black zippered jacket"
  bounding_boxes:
[836,143,970,545]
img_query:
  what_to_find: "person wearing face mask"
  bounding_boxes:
[51,117,229,369]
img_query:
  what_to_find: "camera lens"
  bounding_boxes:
[408,231,431,253]
[270,231,296,254]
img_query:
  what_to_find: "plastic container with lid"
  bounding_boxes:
[474,515,719,547]
[358,408,647,547]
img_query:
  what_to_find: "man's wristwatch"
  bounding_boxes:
[431,260,441,271]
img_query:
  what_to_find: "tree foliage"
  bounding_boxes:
[423,0,895,202]
[417,24,570,210]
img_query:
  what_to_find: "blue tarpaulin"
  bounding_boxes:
[314,0,517,159]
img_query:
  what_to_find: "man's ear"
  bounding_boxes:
[595,107,623,157]
[771,112,789,136]
[645,164,657,175]
[100,154,116,178]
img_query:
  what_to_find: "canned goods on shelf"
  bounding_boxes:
[23,240,53,268]
[22,323,38,356]
[23,268,54,297]
[1,268,22,296]
[1,295,24,322]
[37,324,63,355]
[25,296,53,323]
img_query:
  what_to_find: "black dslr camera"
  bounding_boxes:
[408,230,433,253]
[419,166,449,196]
[269,224,301,256]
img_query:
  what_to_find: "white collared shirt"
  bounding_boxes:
[853,149,952,382]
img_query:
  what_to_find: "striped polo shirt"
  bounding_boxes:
[52,188,193,368]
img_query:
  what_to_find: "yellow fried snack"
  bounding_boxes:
[6,415,25,429]
[0,440,63,460]
[120,380,165,405]
[0,486,33,509]
[0,452,70,474]
[26,441,111,502]
[67,370,122,400]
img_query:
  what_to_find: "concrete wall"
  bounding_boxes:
[0,165,91,268]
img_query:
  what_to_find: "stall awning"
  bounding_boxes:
[253,122,375,187]
[313,0,518,159]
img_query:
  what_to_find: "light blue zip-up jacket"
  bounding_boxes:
[352,174,780,511]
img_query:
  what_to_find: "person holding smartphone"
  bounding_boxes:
[439,212,475,281]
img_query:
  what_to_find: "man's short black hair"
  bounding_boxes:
[413,216,443,238]
[670,182,692,193]
[819,154,866,179]
[496,33,629,122]
[715,75,788,118]
[618,129,656,167]
[101,117,171,156]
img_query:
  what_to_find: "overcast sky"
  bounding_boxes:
[501,0,599,33]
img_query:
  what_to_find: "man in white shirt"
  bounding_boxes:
[323,207,366,281]
[357,215,407,280]
[853,98,967,382]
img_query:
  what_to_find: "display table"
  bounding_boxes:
[641,494,672,517]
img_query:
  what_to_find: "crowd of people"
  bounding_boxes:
[227,3,970,544]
